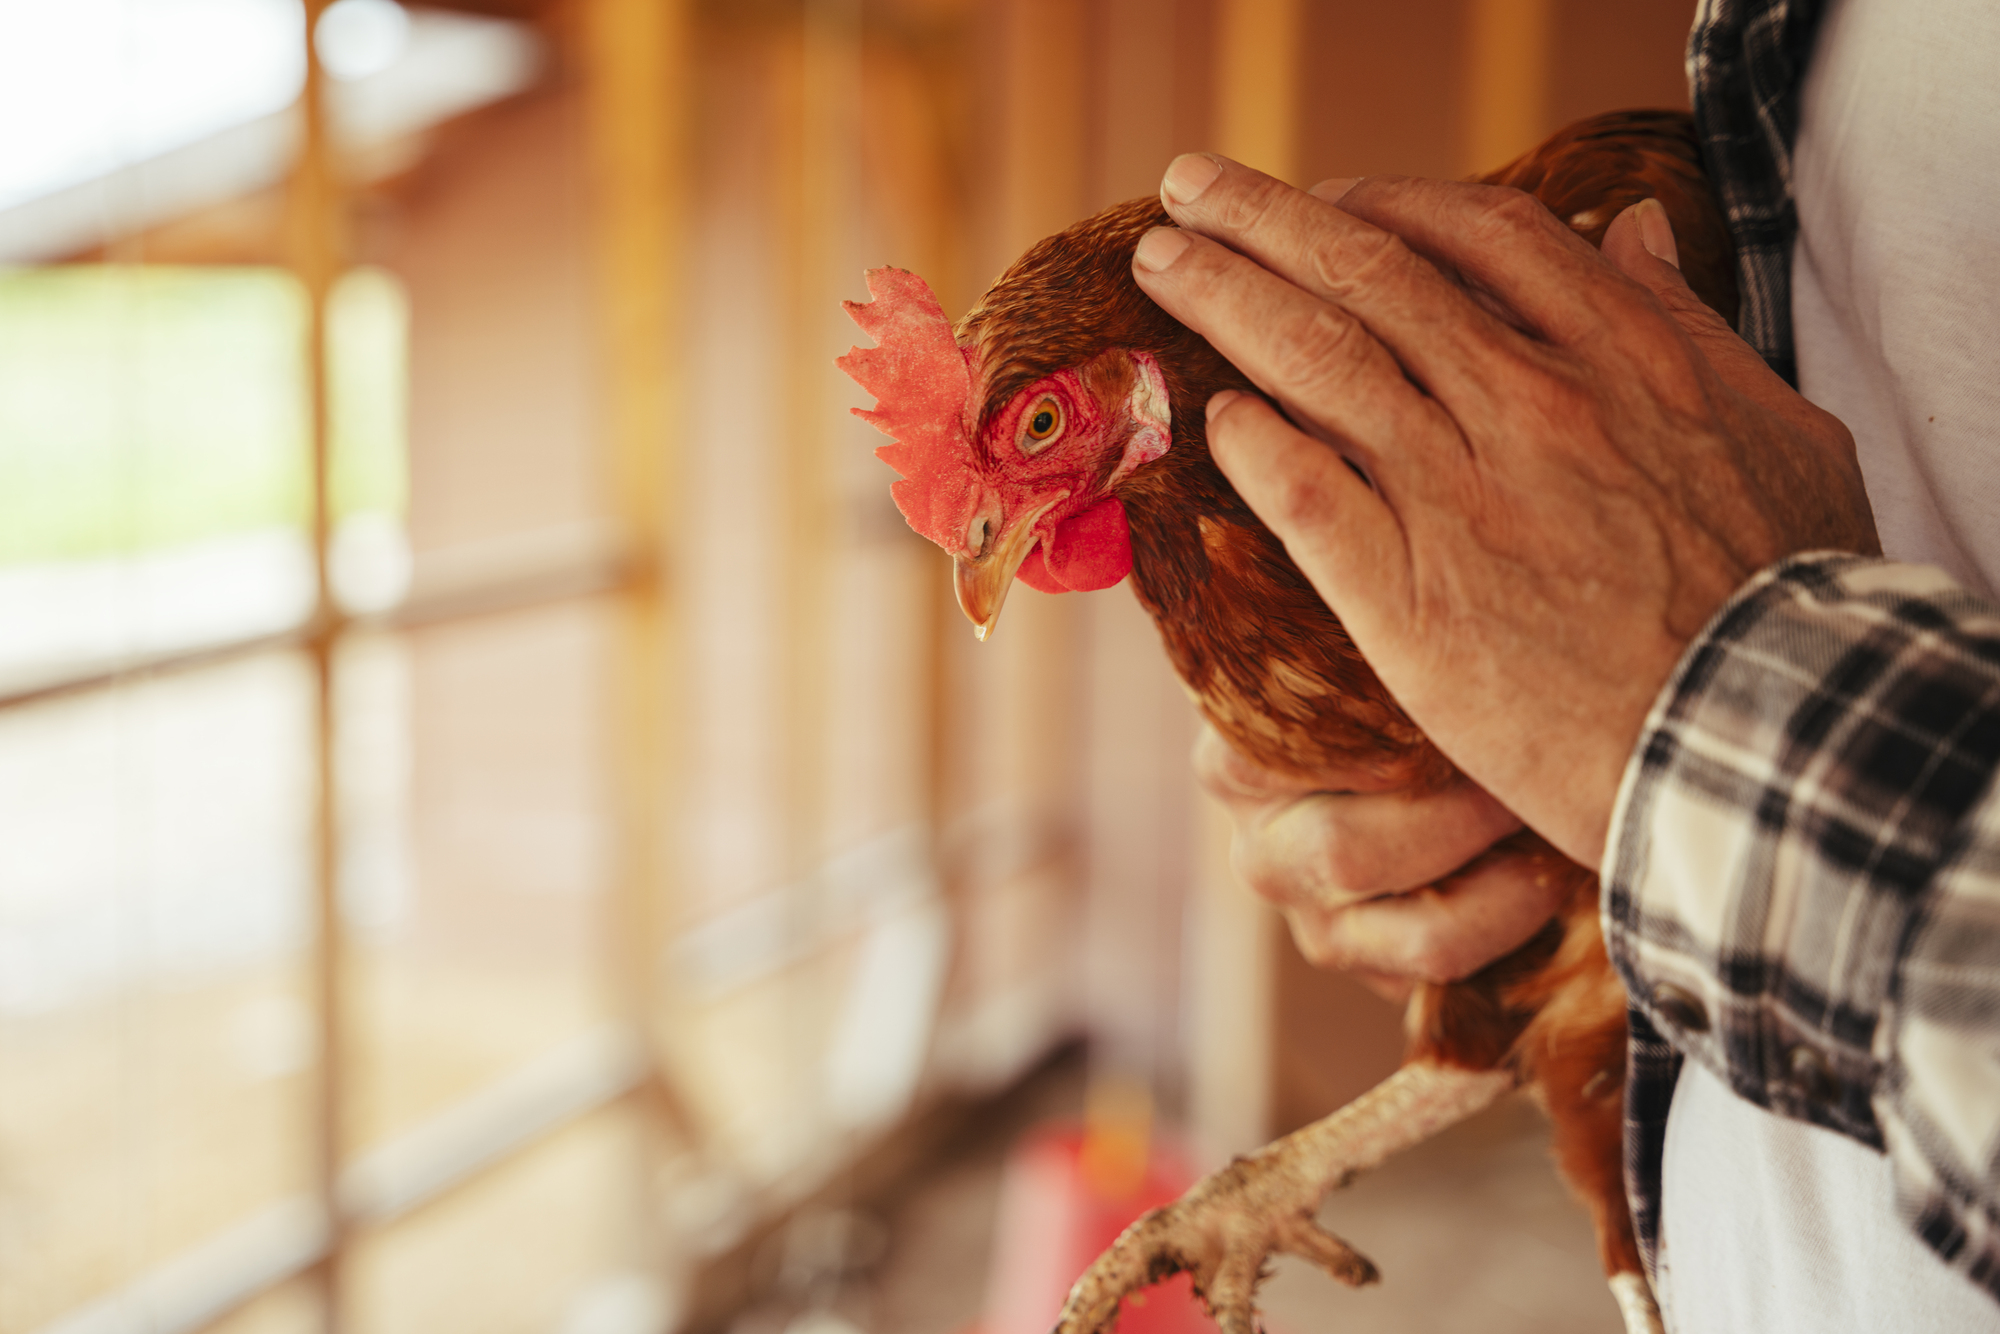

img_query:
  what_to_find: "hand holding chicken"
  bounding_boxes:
[1192,719,1555,993]
[1139,155,1876,867]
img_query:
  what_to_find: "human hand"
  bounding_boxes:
[1134,158,1877,869]
[1194,721,1568,995]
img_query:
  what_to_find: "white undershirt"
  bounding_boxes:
[1656,0,2000,1328]
[1658,1064,1996,1332]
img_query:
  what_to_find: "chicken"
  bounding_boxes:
[838,109,1737,1334]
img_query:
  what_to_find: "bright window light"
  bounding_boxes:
[0,264,411,687]
[316,0,410,82]
[0,0,306,210]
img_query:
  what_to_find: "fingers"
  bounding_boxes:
[1306,177,1359,204]
[1193,720,1307,804]
[1327,174,1640,346]
[1598,199,1748,363]
[1133,226,1442,480]
[1236,775,1522,904]
[1345,967,1418,1005]
[1599,201,1849,432]
[1202,389,1409,635]
[1627,194,1681,269]
[1152,156,1521,406]
[1599,202,1879,556]
[1278,847,1569,982]
[1193,719,1412,805]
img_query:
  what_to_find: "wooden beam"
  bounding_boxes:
[1184,0,1302,1161]
[1463,0,1555,174]
[1215,0,1300,180]
[287,3,349,1329]
[578,0,704,1274]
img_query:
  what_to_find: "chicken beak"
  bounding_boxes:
[952,495,1063,641]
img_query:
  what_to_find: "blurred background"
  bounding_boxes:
[0,1,1694,1331]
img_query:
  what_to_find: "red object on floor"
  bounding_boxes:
[977,1124,1214,1334]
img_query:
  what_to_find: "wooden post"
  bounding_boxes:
[1462,0,1555,174]
[781,0,865,885]
[1215,0,1300,180]
[1183,0,1303,1161]
[997,0,1090,254]
[288,2,347,1327]
[579,0,700,1273]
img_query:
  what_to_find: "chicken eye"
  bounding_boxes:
[1018,397,1064,455]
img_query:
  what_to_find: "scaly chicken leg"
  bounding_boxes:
[1051,1064,1516,1334]
[1052,861,1664,1334]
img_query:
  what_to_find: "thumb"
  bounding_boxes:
[1600,198,1716,330]
[1602,198,1802,416]
[1603,199,1878,556]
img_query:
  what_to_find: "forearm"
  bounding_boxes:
[1604,552,2000,1284]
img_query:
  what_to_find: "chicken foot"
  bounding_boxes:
[1051,1061,1516,1334]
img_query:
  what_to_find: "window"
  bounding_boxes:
[0,5,1202,1332]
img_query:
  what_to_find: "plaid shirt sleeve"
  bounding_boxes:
[1603,553,2000,1300]
[1684,0,1828,386]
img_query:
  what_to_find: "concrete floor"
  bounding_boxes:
[733,1054,1623,1334]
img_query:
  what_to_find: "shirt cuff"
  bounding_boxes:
[1599,552,2000,1145]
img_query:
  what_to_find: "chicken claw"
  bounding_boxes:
[1051,1062,1517,1334]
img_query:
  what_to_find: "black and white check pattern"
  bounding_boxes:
[1684,0,1828,386]
[1607,0,1825,1279]
[1604,554,2000,1299]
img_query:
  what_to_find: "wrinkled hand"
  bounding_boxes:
[1194,722,1565,990]
[1136,159,1877,868]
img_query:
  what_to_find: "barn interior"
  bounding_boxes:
[0,2,1694,1332]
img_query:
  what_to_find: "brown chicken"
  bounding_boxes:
[839,110,1737,1334]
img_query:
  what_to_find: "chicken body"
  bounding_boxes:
[843,110,1737,1334]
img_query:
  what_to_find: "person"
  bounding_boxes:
[1129,0,2000,1329]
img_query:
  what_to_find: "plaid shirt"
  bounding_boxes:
[1604,554,2000,1300]
[1606,0,1823,1282]
[1684,0,1827,387]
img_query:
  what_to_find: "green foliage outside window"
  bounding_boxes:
[0,264,407,565]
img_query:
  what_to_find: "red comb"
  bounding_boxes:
[838,267,978,550]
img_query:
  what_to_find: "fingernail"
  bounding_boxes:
[1636,198,1680,269]
[1162,153,1224,205]
[1205,389,1242,422]
[1308,177,1359,204]
[1134,226,1192,272]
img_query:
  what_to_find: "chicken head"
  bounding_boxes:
[838,266,1171,639]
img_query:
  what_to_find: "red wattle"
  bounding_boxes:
[1011,500,1133,595]
[1014,544,1065,594]
[1045,498,1131,592]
